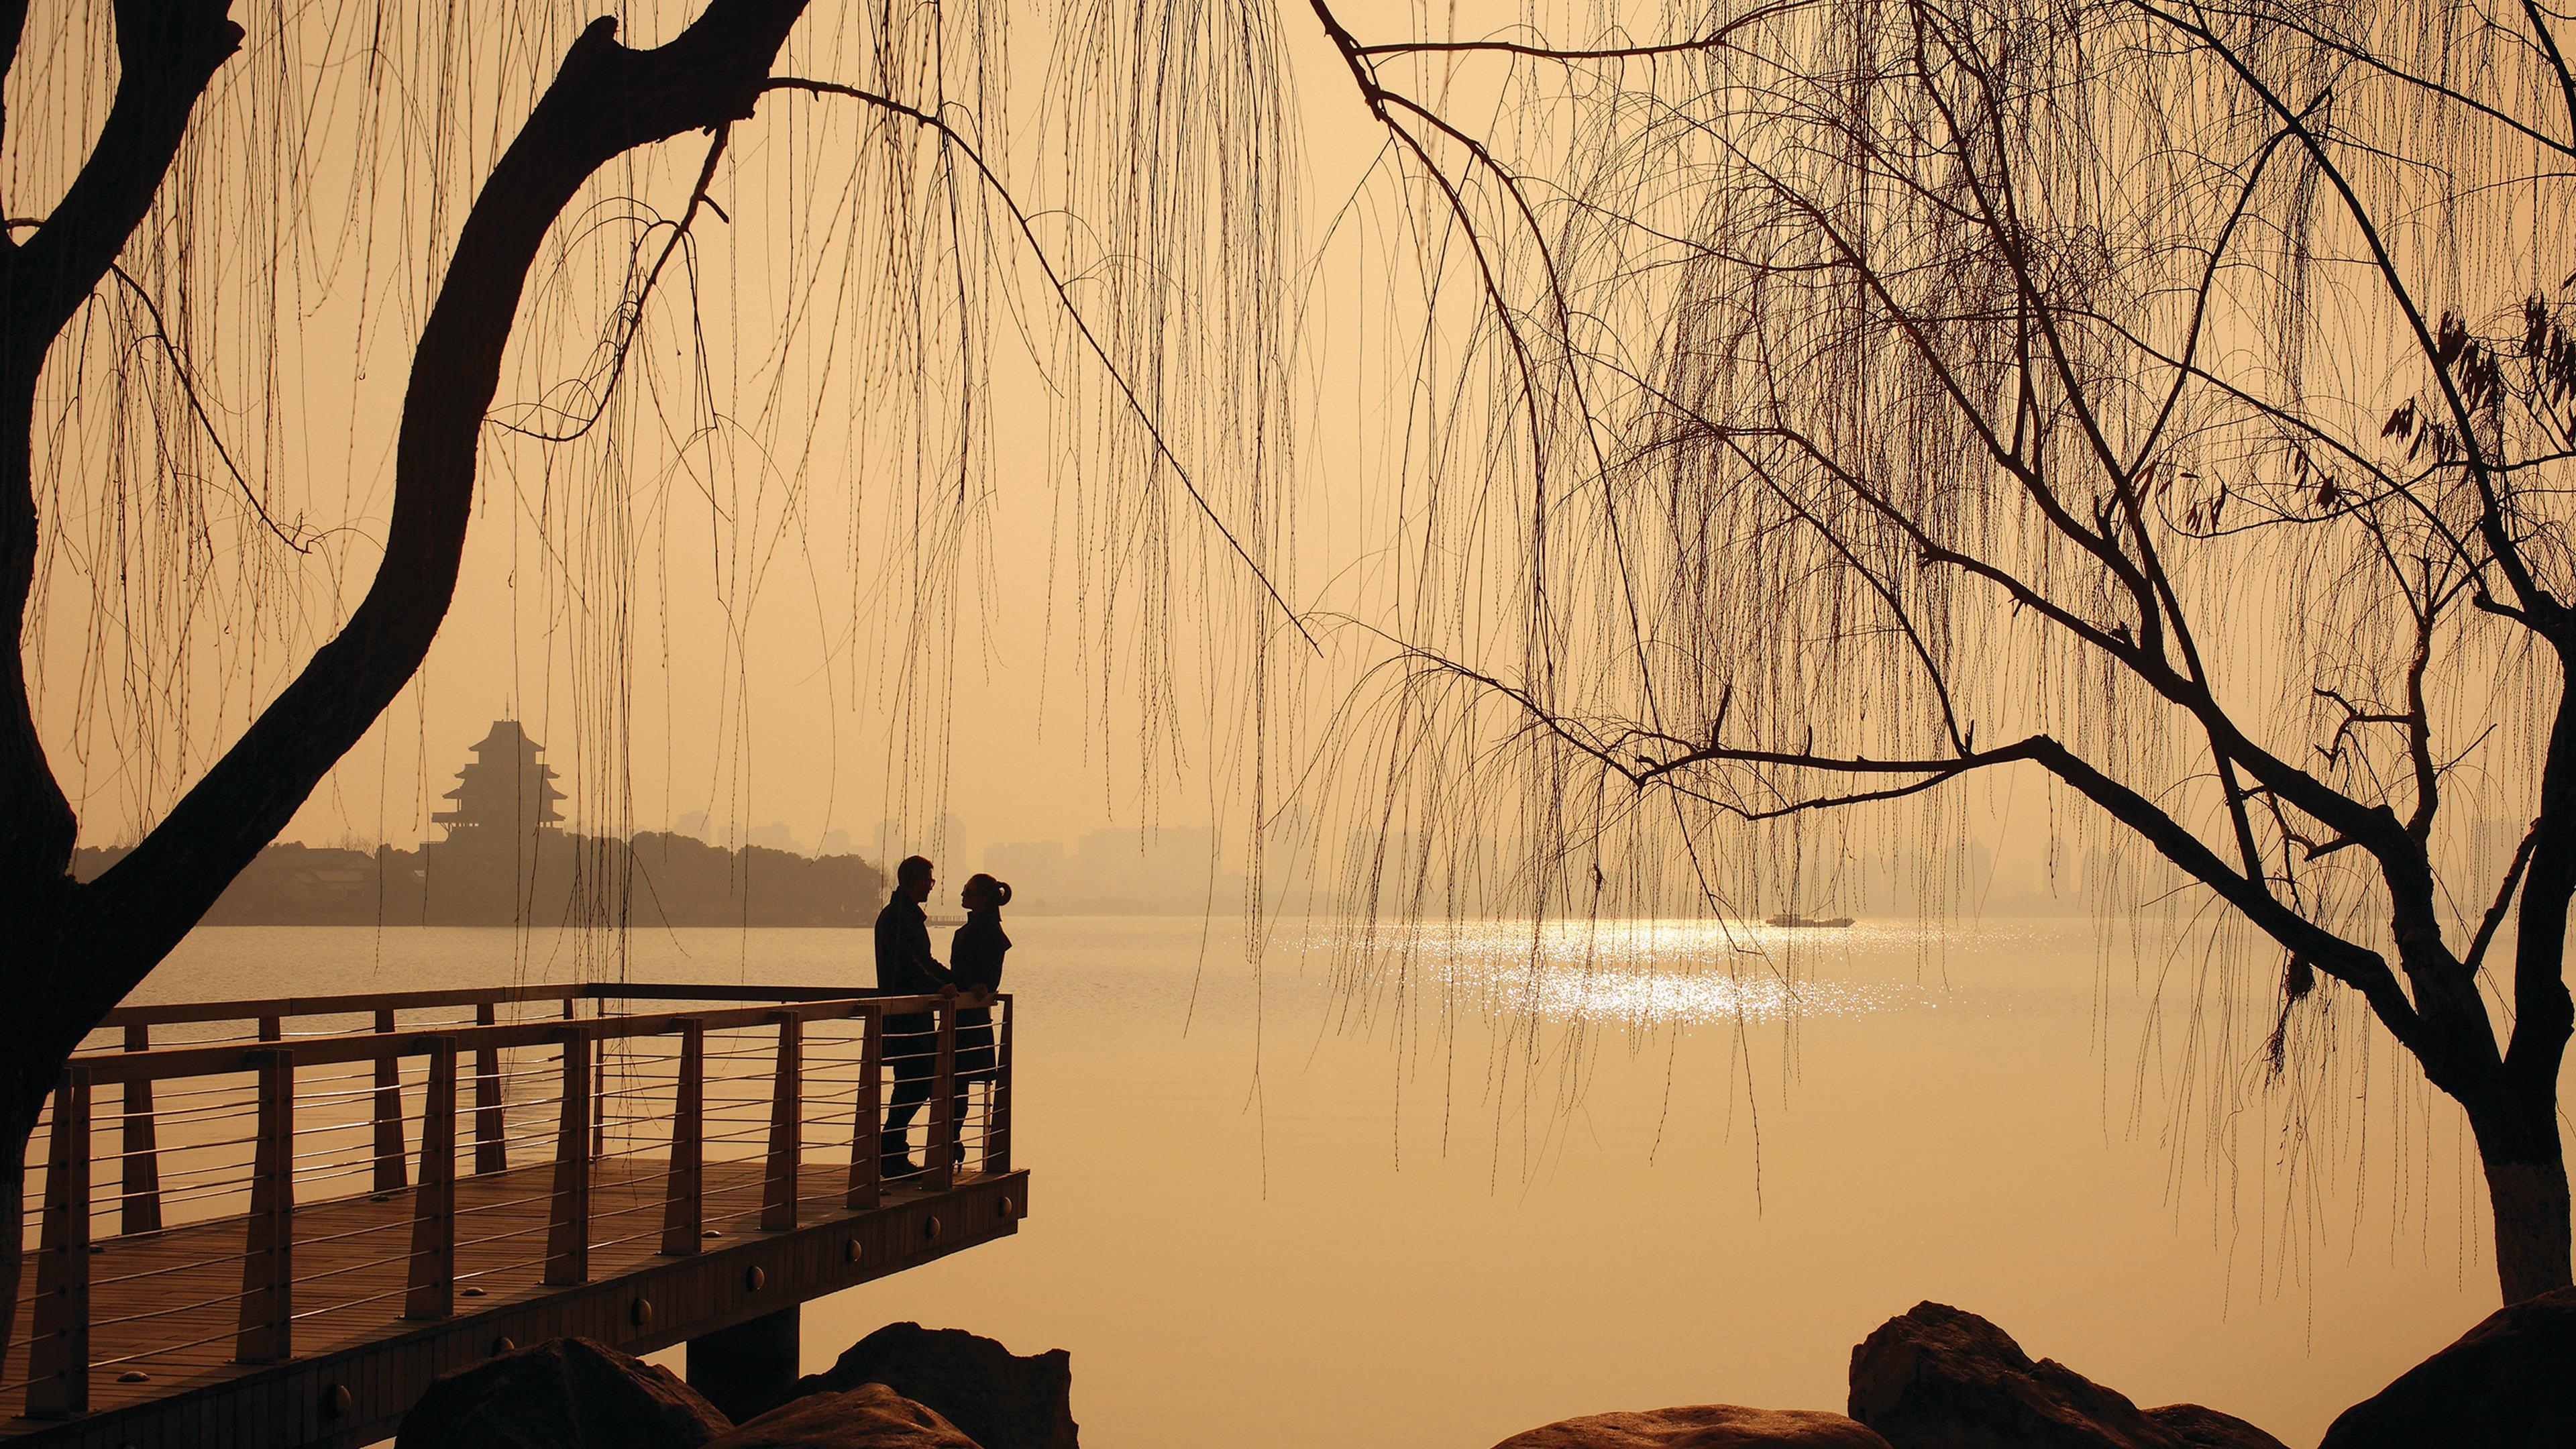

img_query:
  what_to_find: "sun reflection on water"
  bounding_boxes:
[1298,917,1942,1029]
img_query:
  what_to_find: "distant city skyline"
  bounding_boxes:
[263,720,2202,920]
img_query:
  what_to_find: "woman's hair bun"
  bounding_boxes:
[965,872,1012,908]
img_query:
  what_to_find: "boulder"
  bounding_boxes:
[396,1336,733,1449]
[1492,1404,1894,1447]
[2318,1285,2576,1448]
[1847,1303,2284,1449]
[706,1383,982,1449]
[2143,1404,2294,1449]
[789,1322,1076,1449]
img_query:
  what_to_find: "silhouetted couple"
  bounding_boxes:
[872,855,1012,1180]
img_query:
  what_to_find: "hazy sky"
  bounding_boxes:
[30,1,1426,875]
[26,0,2510,926]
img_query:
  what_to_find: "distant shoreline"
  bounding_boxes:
[175,902,2131,926]
[178,901,1273,926]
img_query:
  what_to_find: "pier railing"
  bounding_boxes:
[6,983,1014,1419]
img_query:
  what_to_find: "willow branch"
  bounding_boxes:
[763,76,1318,653]
[106,262,313,553]
[1350,1,1813,61]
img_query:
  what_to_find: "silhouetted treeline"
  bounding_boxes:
[72,831,887,929]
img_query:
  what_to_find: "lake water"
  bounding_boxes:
[131,916,2540,1446]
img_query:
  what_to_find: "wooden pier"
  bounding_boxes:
[3,982,1025,1448]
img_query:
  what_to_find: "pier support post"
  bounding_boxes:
[473,1001,506,1173]
[119,1024,162,1234]
[543,1024,593,1285]
[372,1008,409,1193]
[845,1006,882,1210]
[405,1038,459,1319]
[660,1019,706,1254]
[759,1012,803,1231]
[686,1305,801,1422]
[235,1050,296,1362]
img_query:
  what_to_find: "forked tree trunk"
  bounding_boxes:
[2412,973,2575,1303]
[2466,1067,2576,1301]
[2484,1152,2575,1304]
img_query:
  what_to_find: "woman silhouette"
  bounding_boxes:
[948,873,1012,1162]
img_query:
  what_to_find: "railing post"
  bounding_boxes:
[986,994,1012,1174]
[373,1008,409,1193]
[258,1014,281,1042]
[759,1013,802,1232]
[543,1025,592,1285]
[926,1000,957,1192]
[26,1069,92,1417]
[592,1032,609,1162]
[660,1020,705,1255]
[119,1024,162,1234]
[405,1038,458,1319]
[235,1050,294,1363]
[473,1001,505,1174]
[845,1006,883,1210]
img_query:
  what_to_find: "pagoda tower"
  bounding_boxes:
[431,719,565,838]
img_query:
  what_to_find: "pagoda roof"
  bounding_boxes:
[470,719,547,755]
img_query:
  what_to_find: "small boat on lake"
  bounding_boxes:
[1764,911,1855,928]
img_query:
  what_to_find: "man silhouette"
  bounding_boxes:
[873,855,953,1178]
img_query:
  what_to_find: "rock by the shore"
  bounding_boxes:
[396,1336,733,1449]
[790,1322,1076,1449]
[2318,1285,2576,1448]
[2142,1403,2296,1449]
[1491,1403,1894,1447]
[1847,1302,2286,1449]
[706,1383,982,1448]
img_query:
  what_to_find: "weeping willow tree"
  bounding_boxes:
[1,0,1295,1372]
[1307,0,2576,1302]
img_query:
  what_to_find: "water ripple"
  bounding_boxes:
[1299,918,1940,1028]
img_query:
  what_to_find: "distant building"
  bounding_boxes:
[873,812,970,868]
[431,720,564,838]
[977,829,1250,913]
[116,718,885,928]
[984,839,1069,898]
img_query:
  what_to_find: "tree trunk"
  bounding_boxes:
[2402,958,2571,1303]
[2492,665,2576,1302]
[2471,1094,2575,1302]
